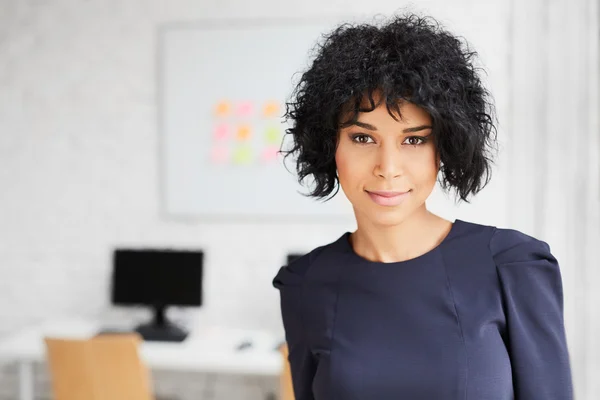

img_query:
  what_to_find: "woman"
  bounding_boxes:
[272,12,573,400]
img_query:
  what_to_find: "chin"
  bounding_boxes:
[357,206,410,227]
[374,213,408,227]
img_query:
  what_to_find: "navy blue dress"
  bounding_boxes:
[272,219,573,399]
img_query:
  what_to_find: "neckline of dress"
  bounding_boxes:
[339,219,464,266]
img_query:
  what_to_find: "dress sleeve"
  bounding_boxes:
[273,262,317,400]
[491,228,573,399]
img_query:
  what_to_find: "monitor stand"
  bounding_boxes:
[135,304,188,342]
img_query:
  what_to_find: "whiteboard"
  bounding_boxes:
[159,20,354,219]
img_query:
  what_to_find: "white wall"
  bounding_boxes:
[6,0,585,399]
[0,0,511,331]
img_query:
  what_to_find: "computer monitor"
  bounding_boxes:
[111,248,203,342]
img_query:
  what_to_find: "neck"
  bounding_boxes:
[350,208,450,263]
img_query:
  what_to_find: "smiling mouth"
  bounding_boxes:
[366,190,411,197]
[365,189,412,206]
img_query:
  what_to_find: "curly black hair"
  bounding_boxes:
[282,13,497,203]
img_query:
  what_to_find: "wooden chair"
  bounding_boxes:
[44,334,154,400]
[279,343,295,400]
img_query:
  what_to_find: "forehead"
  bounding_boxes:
[340,93,431,127]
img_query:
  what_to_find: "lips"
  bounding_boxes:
[366,190,411,207]
[367,190,410,197]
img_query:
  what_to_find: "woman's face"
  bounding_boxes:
[335,97,439,227]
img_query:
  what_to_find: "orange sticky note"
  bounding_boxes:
[214,101,231,117]
[263,101,280,118]
[236,125,252,141]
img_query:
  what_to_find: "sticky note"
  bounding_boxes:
[236,125,252,141]
[264,126,282,144]
[214,101,231,117]
[261,146,279,163]
[214,124,229,141]
[263,101,280,117]
[237,102,253,117]
[210,147,229,164]
[233,146,253,165]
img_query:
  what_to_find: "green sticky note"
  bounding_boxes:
[233,146,253,165]
[265,126,281,144]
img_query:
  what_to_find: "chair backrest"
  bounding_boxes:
[45,334,154,400]
[280,343,295,400]
[44,338,93,400]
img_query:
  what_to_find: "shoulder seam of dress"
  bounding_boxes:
[489,226,549,260]
[488,226,498,256]
[304,238,342,279]
[439,245,469,400]
[305,244,328,276]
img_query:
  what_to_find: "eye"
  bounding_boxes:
[350,134,375,145]
[403,136,427,146]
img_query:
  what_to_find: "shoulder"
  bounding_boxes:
[452,219,553,262]
[446,219,558,276]
[489,226,555,265]
[486,227,561,291]
[272,234,343,290]
[486,227,565,316]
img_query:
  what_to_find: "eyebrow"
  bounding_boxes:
[350,121,433,133]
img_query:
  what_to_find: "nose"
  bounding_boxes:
[373,143,403,179]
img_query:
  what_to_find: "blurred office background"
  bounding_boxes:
[0,0,598,399]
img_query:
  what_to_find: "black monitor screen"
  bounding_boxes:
[112,249,203,307]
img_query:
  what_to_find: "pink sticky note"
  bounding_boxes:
[237,102,253,117]
[210,147,229,164]
[261,146,279,163]
[214,124,229,141]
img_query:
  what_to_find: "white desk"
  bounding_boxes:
[0,319,284,400]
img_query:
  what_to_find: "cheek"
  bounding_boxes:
[412,150,439,185]
[335,143,361,185]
